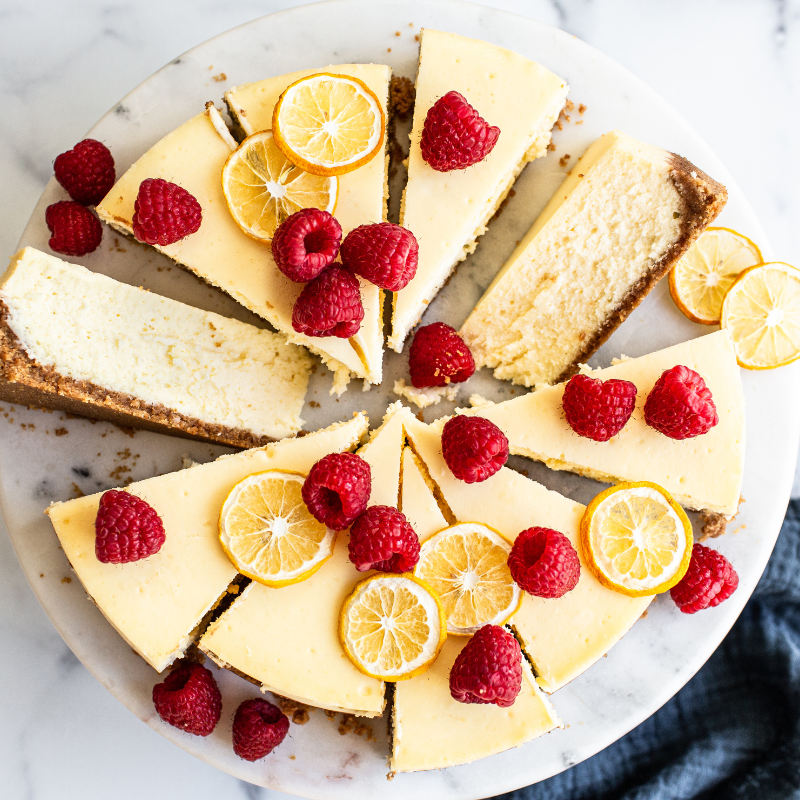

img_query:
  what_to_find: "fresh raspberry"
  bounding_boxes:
[644,365,719,440]
[670,543,739,614]
[348,505,421,572]
[292,265,364,338]
[152,663,221,736]
[232,698,290,761]
[95,489,165,564]
[420,91,500,172]
[132,178,202,246]
[441,415,508,484]
[53,139,115,206]
[272,208,342,283]
[562,374,638,442]
[340,222,418,291]
[449,625,522,707]
[508,527,581,598]
[408,322,475,388]
[302,452,371,530]
[45,201,102,256]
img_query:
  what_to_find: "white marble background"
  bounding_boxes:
[1,0,798,798]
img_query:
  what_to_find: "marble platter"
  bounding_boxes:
[3,0,799,797]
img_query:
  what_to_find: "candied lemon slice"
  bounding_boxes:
[338,573,446,681]
[219,470,335,587]
[669,227,763,325]
[721,262,800,370]
[221,130,337,241]
[580,482,693,597]
[414,522,522,635]
[272,72,385,177]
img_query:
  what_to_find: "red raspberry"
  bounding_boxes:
[449,625,522,707]
[562,374,637,442]
[441,415,508,484]
[95,489,165,564]
[508,527,580,598]
[408,322,475,388]
[53,139,115,206]
[348,505,421,572]
[232,698,289,761]
[45,201,102,256]
[644,365,719,440]
[302,452,371,530]
[292,265,364,338]
[340,222,418,291]
[132,178,202,246]
[272,208,342,283]
[420,91,500,172]
[670,543,739,614]
[152,663,221,736]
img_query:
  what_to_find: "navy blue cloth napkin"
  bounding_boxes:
[495,499,800,800]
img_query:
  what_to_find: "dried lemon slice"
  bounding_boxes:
[272,72,385,177]
[338,573,446,681]
[219,470,335,587]
[222,130,337,241]
[721,262,800,370]
[580,482,693,597]
[669,227,763,325]
[414,522,522,635]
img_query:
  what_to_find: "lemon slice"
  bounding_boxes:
[669,227,763,325]
[414,522,522,635]
[721,262,800,370]
[338,573,446,681]
[580,482,693,597]
[219,470,335,587]
[272,72,385,177]
[222,130,338,241]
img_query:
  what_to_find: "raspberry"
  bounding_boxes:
[132,178,202,246]
[670,543,739,614]
[272,208,342,283]
[302,452,371,530]
[507,527,581,598]
[95,489,165,564]
[562,374,637,442]
[441,415,508,484]
[232,698,290,761]
[449,625,522,707]
[292,265,364,338]
[408,322,475,388]
[45,201,102,257]
[420,91,500,172]
[152,663,221,736]
[340,222,418,291]
[348,505,421,572]
[53,139,115,206]
[644,365,719,440]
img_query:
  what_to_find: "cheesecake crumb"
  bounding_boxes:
[212,73,227,82]
[389,76,415,120]
[309,400,320,408]
[559,154,571,167]
[491,188,516,221]
[395,30,401,36]
[547,142,556,152]
[289,755,296,760]
[71,482,85,498]
[338,713,374,740]
[699,511,728,542]
[54,427,68,436]
[276,696,311,725]
[640,608,649,620]
[61,576,71,584]
[565,100,574,112]
[578,103,587,114]
[40,573,44,578]
[324,709,337,719]
[414,34,420,41]
[554,120,563,131]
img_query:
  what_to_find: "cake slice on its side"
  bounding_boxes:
[46,415,368,673]
[461,130,727,387]
[388,29,569,352]
[0,247,310,447]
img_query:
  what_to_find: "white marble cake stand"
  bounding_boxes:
[3,0,799,797]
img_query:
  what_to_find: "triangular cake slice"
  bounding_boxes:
[388,29,569,351]
[461,130,728,386]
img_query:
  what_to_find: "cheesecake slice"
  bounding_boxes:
[388,29,568,352]
[461,130,727,387]
[46,415,367,672]
[0,247,310,447]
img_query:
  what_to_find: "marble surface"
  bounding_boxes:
[2,1,800,799]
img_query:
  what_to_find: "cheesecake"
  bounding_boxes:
[460,130,727,387]
[388,29,569,352]
[46,415,368,672]
[0,247,310,447]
